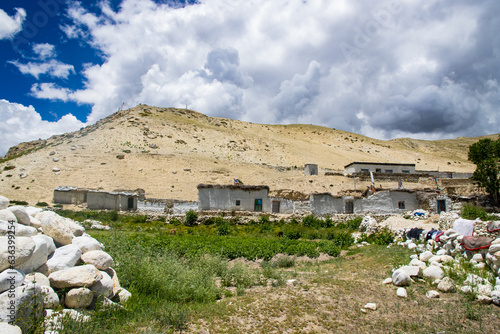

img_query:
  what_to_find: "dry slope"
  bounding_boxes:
[0,105,491,204]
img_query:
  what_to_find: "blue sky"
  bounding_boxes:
[1,0,499,156]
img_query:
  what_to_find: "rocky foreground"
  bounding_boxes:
[0,195,130,334]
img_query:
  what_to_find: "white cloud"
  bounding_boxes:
[10,59,75,79]
[0,100,85,156]
[33,43,56,59]
[0,8,26,40]
[30,83,73,101]
[24,0,499,140]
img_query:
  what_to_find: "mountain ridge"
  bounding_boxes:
[0,104,494,204]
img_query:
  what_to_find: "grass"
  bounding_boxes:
[45,210,500,333]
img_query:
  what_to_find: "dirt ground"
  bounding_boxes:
[187,246,500,333]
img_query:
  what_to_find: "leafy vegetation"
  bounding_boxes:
[468,136,500,205]
[460,204,497,221]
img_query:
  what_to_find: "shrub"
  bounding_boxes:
[184,210,198,226]
[302,214,321,228]
[10,200,28,206]
[284,229,301,240]
[361,228,395,245]
[327,231,354,248]
[217,223,230,236]
[345,217,363,230]
[460,204,496,221]
[36,202,49,207]
[258,214,270,224]
[169,218,181,226]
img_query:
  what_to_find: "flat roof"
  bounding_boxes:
[197,184,270,191]
[344,162,416,168]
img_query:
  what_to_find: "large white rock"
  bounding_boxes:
[399,265,422,278]
[25,272,50,287]
[41,285,60,309]
[0,210,17,224]
[17,235,56,274]
[35,211,74,245]
[0,269,25,294]
[49,264,102,289]
[392,268,412,286]
[0,236,36,271]
[407,243,417,250]
[423,265,444,280]
[437,277,456,293]
[7,207,31,226]
[0,221,37,237]
[65,287,93,309]
[409,259,427,270]
[45,244,82,274]
[72,235,104,253]
[0,283,43,331]
[64,218,85,237]
[90,271,113,298]
[419,251,434,262]
[81,250,113,270]
[25,206,43,217]
[472,253,484,263]
[0,322,22,334]
[0,196,9,210]
[29,217,42,229]
[489,244,500,254]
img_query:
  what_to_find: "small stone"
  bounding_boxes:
[392,269,412,286]
[407,243,417,250]
[382,278,393,285]
[397,287,407,298]
[419,251,434,262]
[437,277,456,293]
[426,290,440,298]
[65,287,93,309]
[364,303,377,310]
[423,265,444,280]
[477,295,492,304]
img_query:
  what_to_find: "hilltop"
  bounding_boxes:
[0,105,493,204]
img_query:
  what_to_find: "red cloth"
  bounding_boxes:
[460,236,493,251]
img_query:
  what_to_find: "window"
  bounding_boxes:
[398,201,405,209]
[235,200,241,206]
[361,168,369,172]
[402,170,410,174]
[376,168,381,173]
[385,169,393,173]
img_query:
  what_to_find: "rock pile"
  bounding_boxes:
[384,215,500,306]
[0,195,131,332]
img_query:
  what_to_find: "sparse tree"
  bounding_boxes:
[468,137,500,206]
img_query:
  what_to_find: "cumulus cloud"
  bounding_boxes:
[0,8,26,39]
[0,100,85,156]
[16,0,499,141]
[33,43,56,59]
[10,59,75,79]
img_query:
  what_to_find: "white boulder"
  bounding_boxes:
[7,206,31,226]
[0,210,17,224]
[437,277,456,293]
[25,272,50,287]
[0,236,36,271]
[0,269,25,294]
[409,259,427,270]
[0,283,43,331]
[0,221,37,237]
[423,265,444,281]
[35,211,75,245]
[0,322,22,334]
[41,285,60,309]
[81,250,113,270]
[89,271,114,298]
[392,268,412,286]
[419,251,434,262]
[72,235,104,253]
[49,264,103,289]
[65,287,94,309]
[426,290,440,298]
[397,287,407,298]
[18,235,55,274]
[45,244,82,274]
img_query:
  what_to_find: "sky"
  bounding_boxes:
[0,0,499,156]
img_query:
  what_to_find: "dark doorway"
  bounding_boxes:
[128,197,134,210]
[437,200,446,213]
[345,200,354,214]
[254,199,263,212]
[272,201,280,213]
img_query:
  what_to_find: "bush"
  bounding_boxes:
[217,223,230,236]
[10,200,28,206]
[284,229,301,240]
[345,217,363,230]
[327,231,354,248]
[302,214,321,228]
[258,215,270,224]
[361,228,395,245]
[36,202,49,207]
[184,210,198,226]
[460,204,496,221]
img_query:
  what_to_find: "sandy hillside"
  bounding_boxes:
[0,105,493,205]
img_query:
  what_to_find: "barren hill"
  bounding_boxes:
[0,105,493,205]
